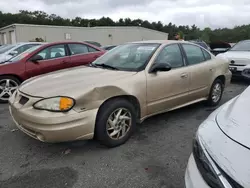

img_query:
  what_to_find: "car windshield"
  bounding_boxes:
[229,40,250,51]
[0,44,16,54]
[9,45,42,62]
[92,43,160,71]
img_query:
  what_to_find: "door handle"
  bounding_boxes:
[180,73,188,78]
[62,60,69,64]
[209,68,215,72]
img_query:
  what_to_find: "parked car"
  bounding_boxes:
[101,45,117,51]
[8,40,231,147]
[189,40,210,51]
[185,86,250,188]
[211,47,229,55]
[0,44,8,49]
[84,41,102,47]
[241,64,250,80]
[217,40,250,77]
[0,42,43,63]
[209,41,231,55]
[0,41,105,103]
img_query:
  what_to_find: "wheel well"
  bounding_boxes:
[215,75,225,85]
[98,95,141,121]
[0,74,23,83]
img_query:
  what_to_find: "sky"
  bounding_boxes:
[0,0,250,29]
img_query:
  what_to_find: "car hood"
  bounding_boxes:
[216,86,250,149]
[19,66,137,98]
[198,96,250,187]
[219,51,250,59]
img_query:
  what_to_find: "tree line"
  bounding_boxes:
[0,10,249,43]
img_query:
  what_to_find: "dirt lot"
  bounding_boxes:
[0,80,248,188]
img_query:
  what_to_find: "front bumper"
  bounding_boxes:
[8,90,98,142]
[229,65,248,77]
[185,154,210,188]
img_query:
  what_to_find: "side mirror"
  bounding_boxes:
[149,63,171,73]
[30,55,43,63]
[9,50,18,56]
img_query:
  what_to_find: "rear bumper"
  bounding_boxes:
[185,154,210,188]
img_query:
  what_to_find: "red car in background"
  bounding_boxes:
[0,41,105,103]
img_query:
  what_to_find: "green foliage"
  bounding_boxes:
[0,10,248,42]
[178,31,184,39]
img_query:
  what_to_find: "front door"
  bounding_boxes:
[146,44,190,115]
[26,44,70,77]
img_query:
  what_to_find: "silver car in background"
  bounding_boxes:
[185,86,250,188]
[217,40,250,77]
[0,42,43,63]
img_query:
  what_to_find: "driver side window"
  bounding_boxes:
[156,44,184,68]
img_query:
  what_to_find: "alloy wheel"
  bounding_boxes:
[106,108,132,140]
[211,83,222,103]
[0,79,18,101]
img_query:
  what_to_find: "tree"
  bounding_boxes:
[0,10,248,42]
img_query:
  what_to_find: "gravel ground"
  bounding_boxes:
[0,80,248,188]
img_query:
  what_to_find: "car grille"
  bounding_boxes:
[19,95,29,105]
[229,64,245,66]
[193,139,243,188]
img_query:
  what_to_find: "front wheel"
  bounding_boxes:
[0,76,20,103]
[95,98,137,148]
[206,79,224,106]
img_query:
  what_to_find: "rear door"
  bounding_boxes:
[25,44,70,77]
[180,43,214,100]
[67,43,103,67]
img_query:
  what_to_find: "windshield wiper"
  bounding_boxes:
[94,63,119,70]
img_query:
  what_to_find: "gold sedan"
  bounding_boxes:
[8,40,232,147]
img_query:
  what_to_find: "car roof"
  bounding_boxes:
[37,41,105,51]
[129,40,191,44]
[102,45,116,48]
[15,42,45,45]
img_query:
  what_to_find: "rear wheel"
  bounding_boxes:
[0,76,20,103]
[206,79,224,106]
[95,98,136,148]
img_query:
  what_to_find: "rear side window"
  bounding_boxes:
[202,49,211,61]
[88,46,99,52]
[182,44,205,65]
[68,44,89,55]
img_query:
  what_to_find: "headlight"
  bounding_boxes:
[33,96,75,112]
[193,137,224,188]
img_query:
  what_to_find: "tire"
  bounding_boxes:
[95,98,137,148]
[206,79,224,107]
[0,76,21,103]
